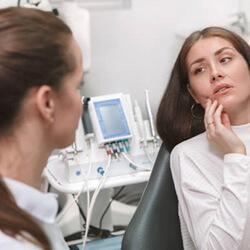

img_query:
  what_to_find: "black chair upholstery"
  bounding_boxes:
[121,143,184,250]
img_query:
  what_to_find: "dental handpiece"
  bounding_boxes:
[145,90,157,143]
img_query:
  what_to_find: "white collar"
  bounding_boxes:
[3,178,58,224]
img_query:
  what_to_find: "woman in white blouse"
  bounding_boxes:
[156,27,250,249]
[0,7,84,250]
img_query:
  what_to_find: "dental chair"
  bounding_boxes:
[121,143,184,250]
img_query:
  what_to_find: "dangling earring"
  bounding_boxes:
[191,103,203,120]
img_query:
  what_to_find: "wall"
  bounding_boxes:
[241,0,250,20]
[0,0,247,118]
[82,0,240,117]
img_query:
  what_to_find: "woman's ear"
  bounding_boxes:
[187,84,200,104]
[35,85,55,123]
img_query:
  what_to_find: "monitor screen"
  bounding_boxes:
[94,99,131,140]
[99,105,127,135]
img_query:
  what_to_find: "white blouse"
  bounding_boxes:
[0,178,69,250]
[170,123,250,250]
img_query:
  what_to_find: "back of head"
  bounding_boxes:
[156,26,250,151]
[0,7,74,135]
[0,7,75,250]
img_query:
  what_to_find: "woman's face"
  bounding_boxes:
[52,37,84,148]
[186,36,250,114]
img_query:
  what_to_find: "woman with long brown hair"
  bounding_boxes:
[0,7,84,250]
[157,27,250,249]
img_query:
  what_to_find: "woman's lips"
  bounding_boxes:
[214,84,232,95]
[214,87,231,96]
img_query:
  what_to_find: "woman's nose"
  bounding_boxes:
[211,73,222,82]
[210,65,224,83]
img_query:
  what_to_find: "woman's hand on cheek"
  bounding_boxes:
[204,99,246,155]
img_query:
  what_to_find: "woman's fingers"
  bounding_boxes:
[205,99,215,140]
[204,99,212,127]
[213,104,223,127]
[207,104,223,140]
[205,99,217,127]
[203,99,246,155]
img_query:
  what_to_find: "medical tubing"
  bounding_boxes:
[87,140,93,177]
[82,155,111,249]
[79,139,92,228]
[82,154,112,250]
[86,139,93,217]
[57,141,92,224]
[75,156,90,222]
[83,155,111,238]
[122,152,151,171]
[57,156,90,223]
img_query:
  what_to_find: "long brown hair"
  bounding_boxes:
[156,26,250,151]
[0,7,74,249]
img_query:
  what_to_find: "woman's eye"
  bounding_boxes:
[194,67,204,74]
[221,57,231,63]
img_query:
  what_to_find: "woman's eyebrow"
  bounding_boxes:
[214,46,234,56]
[189,58,205,69]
